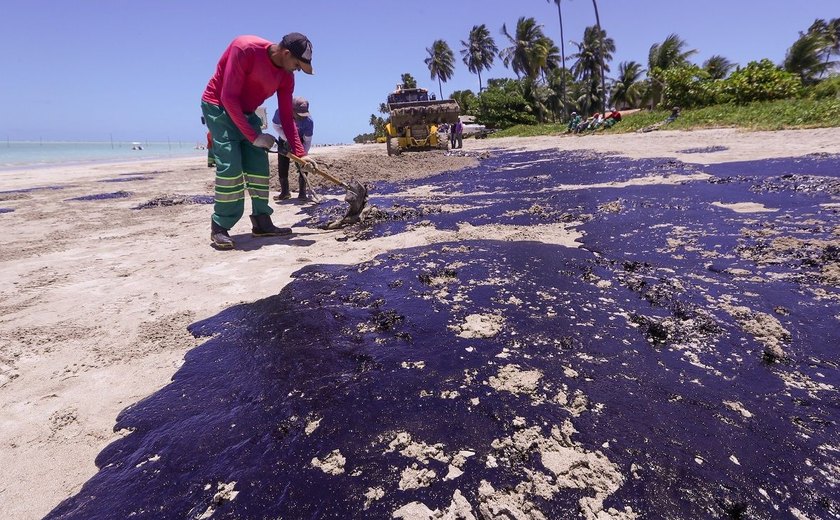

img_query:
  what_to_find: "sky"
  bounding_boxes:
[1,0,836,145]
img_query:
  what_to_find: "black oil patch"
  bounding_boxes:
[66,191,132,201]
[47,150,840,519]
[99,176,154,183]
[677,145,729,154]
[133,195,214,210]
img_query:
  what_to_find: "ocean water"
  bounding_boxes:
[0,141,205,169]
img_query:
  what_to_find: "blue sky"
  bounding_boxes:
[1,0,835,145]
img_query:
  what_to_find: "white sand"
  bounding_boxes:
[1,127,839,518]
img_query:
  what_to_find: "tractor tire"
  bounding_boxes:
[386,138,400,156]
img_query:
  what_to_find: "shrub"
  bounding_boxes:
[660,65,719,108]
[809,75,840,99]
[476,79,538,129]
[722,59,803,104]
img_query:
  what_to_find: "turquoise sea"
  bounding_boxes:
[0,141,205,170]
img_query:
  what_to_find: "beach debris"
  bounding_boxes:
[282,148,368,229]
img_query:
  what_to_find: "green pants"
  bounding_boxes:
[201,101,273,230]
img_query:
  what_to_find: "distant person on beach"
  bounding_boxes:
[566,112,581,133]
[451,120,463,149]
[603,108,622,129]
[639,106,681,133]
[201,33,318,250]
[575,114,594,133]
[272,97,314,200]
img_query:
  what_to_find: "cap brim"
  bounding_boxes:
[295,111,310,117]
[299,61,313,75]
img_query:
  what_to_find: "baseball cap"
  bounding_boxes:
[281,32,313,74]
[293,97,310,117]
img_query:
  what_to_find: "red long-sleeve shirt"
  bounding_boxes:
[202,35,305,157]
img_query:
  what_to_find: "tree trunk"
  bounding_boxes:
[556,2,567,121]
[438,77,443,99]
[592,0,606,115]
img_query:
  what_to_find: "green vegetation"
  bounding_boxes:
[490,97,840,138]
[356,14,840,142]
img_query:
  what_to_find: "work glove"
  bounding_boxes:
[300,155,318,172]
[275,138,290,155]
[253,133,276,150]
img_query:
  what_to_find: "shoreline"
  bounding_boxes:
[1,127,839,519]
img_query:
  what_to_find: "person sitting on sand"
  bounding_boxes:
[603,108,622,129]
[575,114,595,134]
[590,112,605,131]
[566,112,581,133]
[272,97,314,200]
[201,33,319,250]
[639,106,681,133]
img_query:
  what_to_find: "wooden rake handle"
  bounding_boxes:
[285,152,349,189]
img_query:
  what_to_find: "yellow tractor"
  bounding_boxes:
[384,85,460,156]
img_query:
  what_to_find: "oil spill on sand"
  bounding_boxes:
[0,208,14,214]
[66,191,132,201]
[48,150,839,519]
[133,194,214,210]
[99,176,154,183]
[676,145,729,154]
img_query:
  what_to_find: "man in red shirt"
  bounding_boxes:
[201,33,318,249]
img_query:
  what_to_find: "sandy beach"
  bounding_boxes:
[1,127,839,519]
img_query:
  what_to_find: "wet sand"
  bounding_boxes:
[1,127,839,519]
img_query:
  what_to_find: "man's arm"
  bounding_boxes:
[219,45,261,143]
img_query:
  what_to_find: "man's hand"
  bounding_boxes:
[276,138,290,154]
[253,133,275,150]
[300,155,318,172]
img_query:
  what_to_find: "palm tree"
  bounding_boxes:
[703,55,735,79]
[610,61,645,109]
[424,40,455,99]
[648,33,697,71]
[500,17,549,80]
[546,0,568,118]
[784,32,832,84]
[648,34,697,107]
[591,0,607,114]
[570,25,615,115]
[807,18,840,75]
[460,24,498,91]
[536,38,562,80]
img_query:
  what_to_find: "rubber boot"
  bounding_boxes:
[211,220,234,249]
[274,175,291,202]
[250,214,292,237]
[297,171,307,199]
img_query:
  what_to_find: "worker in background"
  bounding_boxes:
[201,32,318,250]
[452,119,464,149]
[272,97,314,200]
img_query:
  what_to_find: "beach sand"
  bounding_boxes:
[1,127,839,519]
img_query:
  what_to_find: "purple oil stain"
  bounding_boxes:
[0,185,69,194]
[99,176,154,183]
[0,208,14,214]
[133,195,214,210]
[66,191,132,201]
[118,170,169,176]
[47,151,840,519]
[677,145,729,154]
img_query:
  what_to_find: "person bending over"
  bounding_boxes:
[201,32,318,250]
